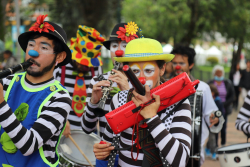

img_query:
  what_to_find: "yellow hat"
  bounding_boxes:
[70,25,105,67]
[114,38,174,62]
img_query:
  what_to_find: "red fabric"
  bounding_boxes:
[60,66,66,86]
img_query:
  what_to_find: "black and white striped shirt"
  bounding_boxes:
[81,72,133,138]
[236,90,250,134]
[0,75,71,164]
[54,62,103,129]
[102,90,192,167]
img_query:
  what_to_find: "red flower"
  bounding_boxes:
[116,26,138,43]
[29,14,55,33]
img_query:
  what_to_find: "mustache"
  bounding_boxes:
[27,58,41,67]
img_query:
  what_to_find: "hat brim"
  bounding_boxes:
[102,37,120,50]
[114,54,174,63]
[18,31,71,66]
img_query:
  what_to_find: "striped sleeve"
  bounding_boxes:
[81,72,111,137]
[0,90,71,156]
[236,91,250,134]
[147,99,192,167]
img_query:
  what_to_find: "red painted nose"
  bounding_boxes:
[139,77,146,85]
[175,65,181,70]
[115,50,124,57]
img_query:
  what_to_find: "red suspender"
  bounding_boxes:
[91,67,95,77]
[61,65,66,86]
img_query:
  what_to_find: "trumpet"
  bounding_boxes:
[93,61,121,117]
[0,60,32,79]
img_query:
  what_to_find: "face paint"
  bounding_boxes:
[145,80,153,89]
[131,64,141,77]
[143,64,155,77]
[110,41,127,53]
[129,61,161,89]
[120,41,127,52]
[110,41,119,53]
[27,40,54,55]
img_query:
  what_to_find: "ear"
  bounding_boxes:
[56,51,67,64]
[160,63,166,76]
[189,63,194,70]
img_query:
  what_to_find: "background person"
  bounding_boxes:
[208,65,235,147]
[205,84,224,160]
[229,62,242,110]
[239,59,250,99]
[0,50,18,70]
[170,45,223,166]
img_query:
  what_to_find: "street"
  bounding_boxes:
[202,98,247,167]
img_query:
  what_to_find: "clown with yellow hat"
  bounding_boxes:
[54,25,105,133]
[94,38,192,167]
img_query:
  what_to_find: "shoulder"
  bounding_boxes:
[2,74,15,86]
[49,90,72,108]
[197,80,211,92]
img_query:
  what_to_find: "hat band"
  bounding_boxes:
[54,30,66,43]
[125,53,164,57]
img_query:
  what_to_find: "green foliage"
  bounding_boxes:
[46,0,119,39]
[206,56,219,65]
[122,0,217,44]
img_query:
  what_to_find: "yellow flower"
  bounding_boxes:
[126,21,138,35]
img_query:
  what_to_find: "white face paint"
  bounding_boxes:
[110,41,128,53]
[120,41,127,52]
[143,64,155,77]
[131,64,141,77]
[145,80,153,89]
[110,41,118,53]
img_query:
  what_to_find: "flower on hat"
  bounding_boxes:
[29,14,55,33]
[116,21,138,43]
[126,21,138,35]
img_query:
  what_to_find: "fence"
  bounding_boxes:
[191,66,229,82]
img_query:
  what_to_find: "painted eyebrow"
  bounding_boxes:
[41,42,52,47]
[28,39,35,42]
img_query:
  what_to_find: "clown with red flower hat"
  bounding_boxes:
[81,21,142,167]
[0,14,72,166]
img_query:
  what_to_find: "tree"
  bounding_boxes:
[210,0,250,72]
[0,0,8,42]
[47,0,119,39]
[122,0,216,46]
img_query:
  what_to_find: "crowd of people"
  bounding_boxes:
[0,14,249,167]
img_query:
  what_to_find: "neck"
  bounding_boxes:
[26,69,54,84]
[216,80,222,85]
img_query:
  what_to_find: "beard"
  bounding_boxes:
[26,56,56,77]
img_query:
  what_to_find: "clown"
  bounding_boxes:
[93,38,192,167]
[81,22,141,167]
[171,45,224,166]
[0,14,71,167]
[54,25,105,136]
